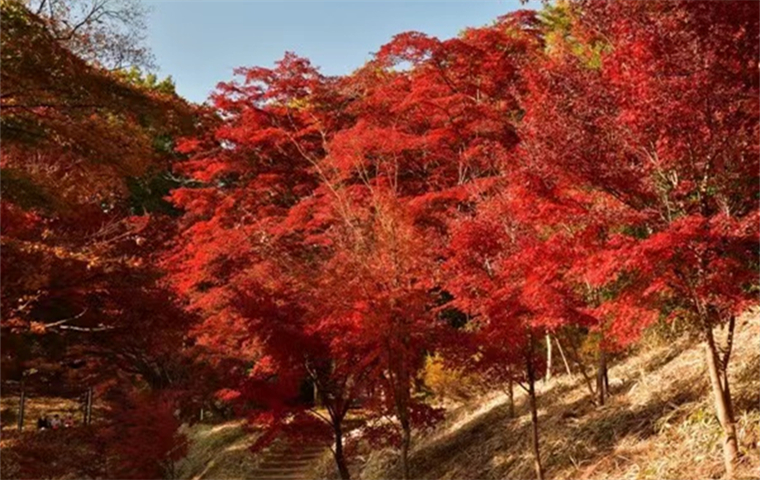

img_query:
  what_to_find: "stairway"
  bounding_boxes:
[250,441,329,480]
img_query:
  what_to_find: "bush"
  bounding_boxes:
[420,354,481,402]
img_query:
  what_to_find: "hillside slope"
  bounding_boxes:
[180,310,758,480]
[353,310,759,480]
[176,421,331,480]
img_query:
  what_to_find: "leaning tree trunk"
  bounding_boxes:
[545,335,553,383]
[85,387,93,425]
[596,349,608,406]
[565,332,596,399]
[526,353,544,480]
[555,337,573,376]
[333,423,351,480]
[506,377,515,418]
[704,322,739,479]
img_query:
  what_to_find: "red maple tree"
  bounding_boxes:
[522,1,759,476]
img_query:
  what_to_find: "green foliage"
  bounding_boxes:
[641,308,701,348]
[127,171,184,216]
[116,66,177,96]
[540,0,609,69]
[0,168,55,211]
[432,289,469,329]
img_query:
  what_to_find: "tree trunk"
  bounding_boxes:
[527,354,544,480]
[507,377,515,418]
[17,382,25,431]
[392,325,413,480]
[545,334,553,383]
[333,423,351,480]
[596,349,607,406]
[556,337,572,377]
[85,387,93,425]
[705,326,739,479]
[566,332,596,398]
[604,364,609,392]
[400,420,411,480]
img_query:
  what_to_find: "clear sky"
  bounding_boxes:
[144,1,529,104]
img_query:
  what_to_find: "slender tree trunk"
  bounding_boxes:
[393,324,413,480]
[390,361,411,478]
[17,382,25,431]
[333,423,351,480]
[507,377,515,418]
[604,363,609,392]
[400,418,411,480]
[556,338,572,376]
[85,387,93,425]
[596,349,607,406]
[704,325,739,479]
[544,335,552,383]
[527,353,544,480]
[566,333,596,398]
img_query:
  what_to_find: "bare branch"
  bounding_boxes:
[44,308,89,329]
[58,324,114,332]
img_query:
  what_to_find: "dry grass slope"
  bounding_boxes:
[6,312,755,480]
[176,420,263,480]
[177,420,332,480]
[0,396,95,431]
[355,309,759,480]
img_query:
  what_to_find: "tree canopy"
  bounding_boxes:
[1,1,757,479]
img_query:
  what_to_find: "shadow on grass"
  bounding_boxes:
[732,353,760,414]
[540,380,705,473]
[639,343,689,375]
[398,374,707,480]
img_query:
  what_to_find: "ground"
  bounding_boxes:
[0,396,91,431]
[176,420,331,480]
[177,310,759,480]
[347,309,760,480]
[3,311,758,480]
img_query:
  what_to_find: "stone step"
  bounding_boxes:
[265,450,325,459]
[251,477,308,480]
[259,459,313,468]
[249,439,330,480]
[268,447,326,453]
[250,473,309,480]
[267,444,327,452]
[257,465,309,473]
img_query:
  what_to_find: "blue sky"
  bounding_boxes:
[145,1,529,103]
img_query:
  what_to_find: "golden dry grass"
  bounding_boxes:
[0,396,96,432]
[350,308,760,480]
[4,310,757,480]
[175,420,265,480]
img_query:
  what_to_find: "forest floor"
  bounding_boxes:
[179,308,759,480]
[8,312,755,480]
[176,420,330,480]
[342,308,760,480]
[0,396,97,432]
